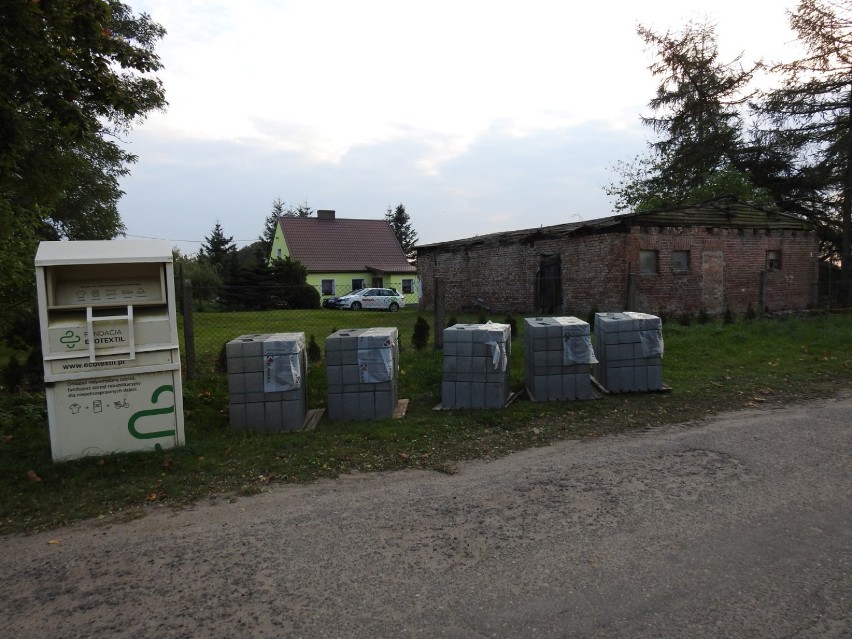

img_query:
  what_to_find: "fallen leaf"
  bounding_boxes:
[27,469,42,483]
[47,539,61,545]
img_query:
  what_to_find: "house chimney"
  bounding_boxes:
[317,210,335,220]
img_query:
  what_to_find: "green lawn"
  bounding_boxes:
[1,310,851,534]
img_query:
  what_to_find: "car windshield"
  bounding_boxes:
[347,289,366,296]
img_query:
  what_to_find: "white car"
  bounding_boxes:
[337,288,405,312]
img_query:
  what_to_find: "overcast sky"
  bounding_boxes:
[117,0,804,255]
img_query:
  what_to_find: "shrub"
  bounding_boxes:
[502,315,518,337]
[287,284,321,309]
[412,316,430,350]
[1,355,23,392]
[307,334,322,363]
[587,306,600,326]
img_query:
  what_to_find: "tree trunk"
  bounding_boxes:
[841,88,852,307]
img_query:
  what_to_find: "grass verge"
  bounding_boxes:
[1,312,851,534]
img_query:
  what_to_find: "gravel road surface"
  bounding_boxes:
[1,392,850,638]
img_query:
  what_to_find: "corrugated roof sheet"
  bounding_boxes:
[416,199,814,252]
[280,217,416,273]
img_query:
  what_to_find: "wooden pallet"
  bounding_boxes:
[392,399,409,419]
[297,408,324,432]
[432,390,523,411]
[591,377,672,395]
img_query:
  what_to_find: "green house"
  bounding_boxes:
[269,210,419,305]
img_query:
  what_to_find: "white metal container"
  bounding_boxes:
[35,240,185,461]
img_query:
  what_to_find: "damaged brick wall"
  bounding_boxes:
[418,225,819,317]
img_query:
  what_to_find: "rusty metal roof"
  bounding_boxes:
[416,199,814,252]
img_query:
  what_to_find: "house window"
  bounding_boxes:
[640,250,659,274]
[372,277,384,288]
[352,278,365,291]
[672,250,691,272]
[321,279,335,295]
[766,250,782,271]
[276,248,282,258]
[401,279,414,294]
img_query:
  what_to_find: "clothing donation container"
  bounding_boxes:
[35,240,184,461]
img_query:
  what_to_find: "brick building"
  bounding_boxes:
[415,200,819,317]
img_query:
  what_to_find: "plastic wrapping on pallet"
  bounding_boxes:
[564,334,598,365]
[638,329,664,358]
[262,333,304,392]
[479,322,510,371]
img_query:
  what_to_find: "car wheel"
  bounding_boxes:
[351,302,362,310]
[388,302,399,312]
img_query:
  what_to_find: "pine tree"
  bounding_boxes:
[757,0,852,304]
[200,221,237,274]
[385,204,418,258]
[606,21,764,211]
[259,198,285,254]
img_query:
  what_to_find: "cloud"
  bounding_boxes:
[118,120,647,254]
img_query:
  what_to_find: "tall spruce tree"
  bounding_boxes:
[757,0,852,304]
[607,21,764,211]
[199,221,237,274]
[385,203,418,258]
[260,198,286,254]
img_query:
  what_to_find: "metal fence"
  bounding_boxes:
[177,281,440,380]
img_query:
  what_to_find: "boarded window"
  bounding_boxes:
[640,250,659,274]
[766,250,782,271]
[672,250,690,272]
[321,279,335,295]
[401,279,414,294]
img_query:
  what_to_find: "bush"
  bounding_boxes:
[723,306,734,324]
[307,334,322,363]
[587,306,600,326]
[412,316,430,350]
[1,355,23,392]
[287,284,321,310]
[446,315,457,328]
[678,313,692,327]
[502,315,518,337]
[697,307,710,324]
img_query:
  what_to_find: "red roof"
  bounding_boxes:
[279,216,416,273]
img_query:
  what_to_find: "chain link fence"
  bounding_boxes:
[177,280,439,380]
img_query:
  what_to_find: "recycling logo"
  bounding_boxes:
[59,330,82,349]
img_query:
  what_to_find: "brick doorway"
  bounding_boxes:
[535,254,562,313]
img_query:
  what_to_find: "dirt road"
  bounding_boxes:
[2,392,850,638]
